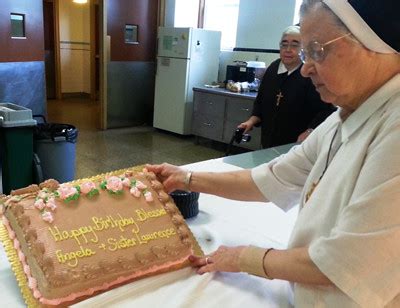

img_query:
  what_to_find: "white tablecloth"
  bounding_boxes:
[0,159,298,307]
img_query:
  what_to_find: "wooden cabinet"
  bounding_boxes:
[192,87,261,150]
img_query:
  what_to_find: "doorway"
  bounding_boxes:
[43,0,102,129]
[43,0,163,130]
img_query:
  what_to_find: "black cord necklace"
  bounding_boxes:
[305,127,340,203]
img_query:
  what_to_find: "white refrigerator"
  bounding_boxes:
[153,27,221,135]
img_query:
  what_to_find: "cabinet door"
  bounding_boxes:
[193,92,225,116]
[225,97,254,122]
[223,120,262,150]
[192,112,224,141]
[224,96,261,150]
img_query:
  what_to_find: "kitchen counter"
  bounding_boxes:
[193,86,258,100]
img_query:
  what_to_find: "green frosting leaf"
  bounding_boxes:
[100,181,107,190]
[108,189,123,195]
[88,189,99,198]
[65,193,80,203]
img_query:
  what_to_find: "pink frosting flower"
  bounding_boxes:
[34,199,46,210]
[144,191,153,202]
[122,178,131,187]
[130,186,141,198]
[135,180,147,190]
[57,184,78,200]
[42,211,54,223]
[46,197,57,211]
[80,181,97,194]
[106,176,123,192]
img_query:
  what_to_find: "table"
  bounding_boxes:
[223,143,296,169]
[0,149,298,308]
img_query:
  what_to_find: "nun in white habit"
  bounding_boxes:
[147,0,400,306]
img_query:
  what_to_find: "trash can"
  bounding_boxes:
[34,116,78,183]
[0,103,37,194]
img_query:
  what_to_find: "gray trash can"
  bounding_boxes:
[34,116,78,183]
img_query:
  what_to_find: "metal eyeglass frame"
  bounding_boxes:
[299,33,351,63]
[279,42,301,50]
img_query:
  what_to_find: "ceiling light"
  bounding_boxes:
[73,0,88,4]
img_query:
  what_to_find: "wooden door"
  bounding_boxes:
[105,0,160,128]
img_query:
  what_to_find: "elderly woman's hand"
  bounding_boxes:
[189,245,246,275]
[145,163,188,193]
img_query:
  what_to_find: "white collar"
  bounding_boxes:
[278,61,301,76]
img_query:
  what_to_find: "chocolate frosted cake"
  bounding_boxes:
[0,168,201,306]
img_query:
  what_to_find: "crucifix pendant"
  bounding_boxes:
[276,91,283,106]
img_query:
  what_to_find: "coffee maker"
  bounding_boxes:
[225,61,266,83]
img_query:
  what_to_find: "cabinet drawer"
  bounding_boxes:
[223,120,261,150]
[225,97,254,122]
[194,92,225,117]
[192,113,223,141]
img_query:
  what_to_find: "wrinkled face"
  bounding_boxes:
[300,5,368,110]
[279,33,302,69]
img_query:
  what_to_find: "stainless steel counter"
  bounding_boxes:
[193,86,258,100]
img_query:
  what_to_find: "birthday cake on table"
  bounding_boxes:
[0,168,201,306]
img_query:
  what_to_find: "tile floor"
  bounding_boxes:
[46,98,229,179]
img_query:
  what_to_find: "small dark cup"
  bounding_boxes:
[169,190,200,219]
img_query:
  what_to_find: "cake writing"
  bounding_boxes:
[106,228,177,251]
[56,246,96,267]
[48,208,167,246]
[135,208,166,221]
[48,209,179,268]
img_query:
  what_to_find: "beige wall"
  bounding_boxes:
[59,0,91,94]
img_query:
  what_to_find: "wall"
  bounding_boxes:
[220,0,295,81]
[0,0,45,116]
[164,0,176,27]
[59,0,91,94]
[236,0,296,49]
[0,1,44,62]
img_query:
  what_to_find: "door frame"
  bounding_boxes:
[44,0,62,100]
[99,0,107,129]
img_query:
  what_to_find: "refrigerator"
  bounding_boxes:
[153,27,221,135]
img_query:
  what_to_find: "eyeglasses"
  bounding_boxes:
[279,41,301,50]
[299,33,351,63]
